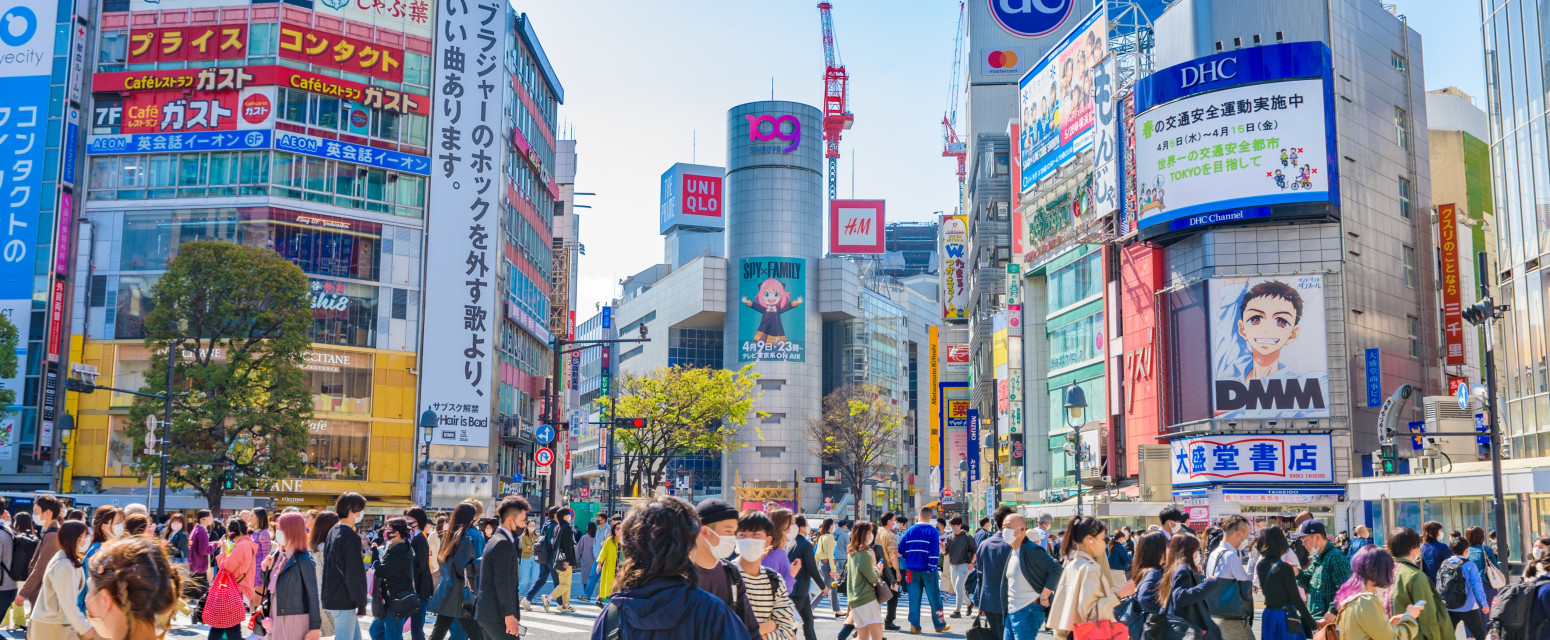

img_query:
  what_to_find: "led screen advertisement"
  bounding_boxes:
[1132,42,1338,234]
[737,257,807,363]
[1017,6,1106,189]
[1210,275,1330,419]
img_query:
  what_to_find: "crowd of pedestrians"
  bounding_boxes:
[6,494,1550,640]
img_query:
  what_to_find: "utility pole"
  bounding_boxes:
[551,326,648,514]
[158,345,176,520]
[1463,286,1510,568]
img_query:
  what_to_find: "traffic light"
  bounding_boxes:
[222,469,235,491]
[638,323,648,339]
[64,377,97,393]
[1379,444,1397,475]
[613,417,648,429]
[1462,298,1502,326]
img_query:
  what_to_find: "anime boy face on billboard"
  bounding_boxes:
[1211,276,1330,419]
[1236,280,1304,380]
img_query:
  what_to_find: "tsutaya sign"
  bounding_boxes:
[747,114,801,153]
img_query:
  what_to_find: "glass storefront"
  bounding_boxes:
[304,348,373,415]
[301,418,371,479]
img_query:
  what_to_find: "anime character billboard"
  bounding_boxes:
[738,257,807,363]
[1210,275,1330,419]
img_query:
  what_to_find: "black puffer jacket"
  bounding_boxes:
[371,541,417,619]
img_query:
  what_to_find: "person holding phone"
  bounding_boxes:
[1332,546,1423,640]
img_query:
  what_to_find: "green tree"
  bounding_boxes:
[606,365,763,494]
[806,384,905,523]
[126,242,314,513]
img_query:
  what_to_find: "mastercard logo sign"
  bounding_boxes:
[987,50,1020,69]
[241,93,272,125]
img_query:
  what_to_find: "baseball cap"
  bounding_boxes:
[696,498,739,527]
[1293,519,1327,539]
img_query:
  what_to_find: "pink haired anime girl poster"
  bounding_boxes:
[738,257,806,362]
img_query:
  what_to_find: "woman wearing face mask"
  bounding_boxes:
[85,507,120,564]
[210,518,257,640]
[29,520,94,640]
[596,519,621,604]
[762,509,797,595]
[844,522,884,640]
[1047,517,1137,640]
[517,520,539,598]
[427,504,480,640]
[83,536,186,640]
[250,509,272,592]
[306,511,338,639]
[260,514,319,640]
[161,514,189,565]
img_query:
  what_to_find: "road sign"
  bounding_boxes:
[1457,383,1470,410]
[943,488,954,499]
[535,424,555,445]
[537,465,551,476]
[535,447,554,467]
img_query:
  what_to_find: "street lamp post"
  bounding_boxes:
[1462,294,1511,568]
[1063,385,1088,517]
[418,409,437,505]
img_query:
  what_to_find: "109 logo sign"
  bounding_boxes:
[746,114,801,153]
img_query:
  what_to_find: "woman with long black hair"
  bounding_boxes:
[428,504,483,640]
[1157,534,1220,639]
[1257,526,1315,640]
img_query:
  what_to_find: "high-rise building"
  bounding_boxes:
[880,221,939,278]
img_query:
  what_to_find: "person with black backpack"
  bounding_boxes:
[1438,536,1489,639]
[1487,557,1550,640]
[3,512,34,631]
[521,507,558,612]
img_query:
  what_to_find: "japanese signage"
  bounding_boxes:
[46,279,64,363]
[944,399,970,494]
[1133,42,1338,233]
[1091,54,1120,217]
[1221,488,1345,504]
[1021,180,1092,264]
[279,23,404,82]
[737,257,807,363]
[419,0,506,448]
[312,0,434,39]
[87,130,273,155]
[1170,433,1335,485]
[1017,7,1104,190]
[1439,203,1465,366]
[93,66,429,115]
[128,23,247,64]
[119,86,274,134]
[274,131,430,175]
[929,325,940,468]
[1210,275,1330,419]
[1365,348,1382,408]
[828,199,886,254]
[1119,94,1138,236]
[0,0,54,423]
[940,215,968,319]
[965,409,980,483]
[658,163,725,233]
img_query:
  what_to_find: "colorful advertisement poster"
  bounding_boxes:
[418,0,507,448]
[1210,275,1330,419]
[1017,7,1105,190]
[737,257,807,363]
[828,199,886,254]
[1132,42,1338,233]
[940,215,969,319]
[1439,203,1465,365]
[119,86,274,134]
[1170,433,1335,485]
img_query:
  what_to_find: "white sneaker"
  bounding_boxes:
[542,595,552,613]
[520,597,531,611]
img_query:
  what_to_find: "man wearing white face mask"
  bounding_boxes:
[1159,506,1191,540]
[691,499,762,639]
[736,512,800,640]
[1204,515,1255,640]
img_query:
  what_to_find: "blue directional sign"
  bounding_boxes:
[87,130,272,155]
[1457,383,1470,411]
[535,423,555,445]
[1408,420,1425,451]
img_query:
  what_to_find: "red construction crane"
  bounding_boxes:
[942,1,967,198]
[818,1,853,201]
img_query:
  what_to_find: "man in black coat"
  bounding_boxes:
[477,496,531,640]
[323,493,370,640]
[789,516,828,640]
[406,507,435,640]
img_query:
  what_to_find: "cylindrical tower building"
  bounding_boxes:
[724,101,824,508]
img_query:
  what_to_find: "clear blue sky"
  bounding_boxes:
[525,1,1487,315]
[521,1,962,314]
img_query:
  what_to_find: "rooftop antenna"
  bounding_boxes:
[771,77,775,100]
[693,130,696,163]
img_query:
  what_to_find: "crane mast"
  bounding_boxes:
[818,2,853,201]
[942,1,968,199]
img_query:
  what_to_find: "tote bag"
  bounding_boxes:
[201,568,248,629]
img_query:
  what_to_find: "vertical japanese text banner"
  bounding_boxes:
[419,0,507,447]
[1439,204,1464,366]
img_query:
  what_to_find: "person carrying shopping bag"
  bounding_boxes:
[1046,517,1137,640]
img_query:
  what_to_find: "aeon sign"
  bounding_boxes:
[988,0,1073,38]
[746,114,801,153]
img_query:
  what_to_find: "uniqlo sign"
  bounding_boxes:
[680,173,722,218]
[828,199,886,254]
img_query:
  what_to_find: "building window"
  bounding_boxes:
[1403,245,1417,288]
[1398,177,1412,219]
[1408,315,1422,358]
[1394,107,1409,149]
[1390,52,1407,73]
